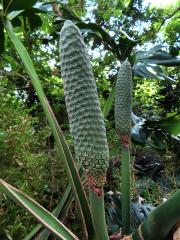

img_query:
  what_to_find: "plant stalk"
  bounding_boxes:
[89,190,109,240]
[121,145,131,236]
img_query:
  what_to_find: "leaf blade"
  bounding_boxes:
[3,0,37,12]
[23,184,73,240]
[0,180,78,240]
[103,85,115,118]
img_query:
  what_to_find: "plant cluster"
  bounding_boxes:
[0,1,179,240]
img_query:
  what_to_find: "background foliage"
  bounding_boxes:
[0,0,179,239]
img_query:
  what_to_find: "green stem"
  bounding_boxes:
[131,190,180,240]
[89,190,109,240]
[121,145,131,236]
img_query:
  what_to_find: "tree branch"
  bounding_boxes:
[156,7,180,33]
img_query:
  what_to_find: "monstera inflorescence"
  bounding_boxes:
[60,21,109,196]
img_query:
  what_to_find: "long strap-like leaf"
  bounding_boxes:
[23,184,73,240]
[103,84,115,118]
[0,180,78,240]
[3,17,94,239]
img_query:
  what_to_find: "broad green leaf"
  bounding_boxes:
[140,190,180,239]
[76,22,120,59]
[24,184,73,240]
[0,180,78,240]
[118,34,136,60]
[7,3,52,21]
[31,2,52,13]
[133,45,180,80]
[2,0,37,12]
[55,7,120,59]
[154,117,180,136]
[131,113,180,145]
[143,116,180,136]
[133,64,174,81]
[3,18,94,239]
[136,45,180,66]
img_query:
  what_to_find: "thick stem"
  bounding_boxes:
[131,190,180,240]
[89,190,109,240]
[121,145,131,236]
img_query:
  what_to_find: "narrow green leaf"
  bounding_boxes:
[109,142,120,158]
[23,224,42,240]
[7,10,24,20]
[148,57,180,66]
[103,85,115,118]
[33,186,73,240]
[23,184,73,240]
[3,18,94,239]
[0,180,78,240]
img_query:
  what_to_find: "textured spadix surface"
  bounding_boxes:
[115,59,132,146]
[60,21,109,190]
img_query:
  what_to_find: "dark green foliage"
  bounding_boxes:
[133,190,180,240]
[0,88,68,239]
[2,0,37,12]
[0,19,5,54]
[0,0,179,238]
[105,192,154,234]
[27,13,42,31]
